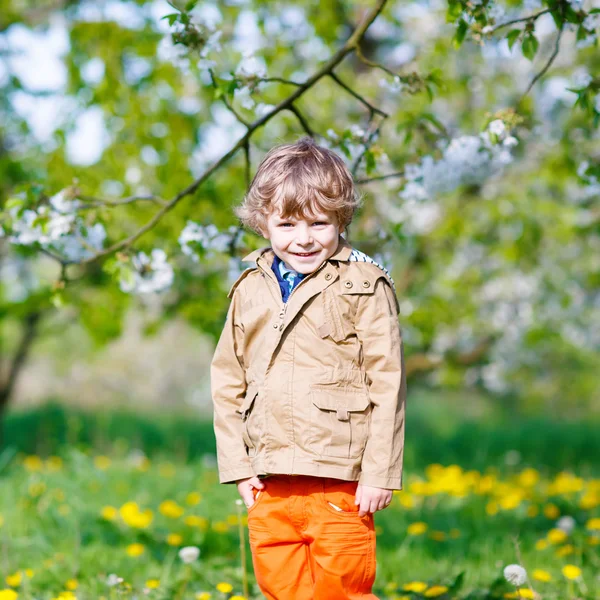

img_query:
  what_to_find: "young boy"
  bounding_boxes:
[211,137,406,600]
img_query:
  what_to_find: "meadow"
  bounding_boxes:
[0,396,598,600]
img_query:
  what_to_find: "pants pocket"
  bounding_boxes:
[320,478,362,516]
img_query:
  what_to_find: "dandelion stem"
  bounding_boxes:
[237,500,249,599]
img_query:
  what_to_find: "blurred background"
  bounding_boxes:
[0,0,599,598]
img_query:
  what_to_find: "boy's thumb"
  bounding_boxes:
[253,478,265,489]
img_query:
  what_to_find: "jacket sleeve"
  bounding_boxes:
[354,277,406,490]
[210,287,256,484]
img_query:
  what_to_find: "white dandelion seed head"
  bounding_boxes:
[556,515,576,534]
[503,564,527,586]
[178,546,201,563]
[107,574,123,586]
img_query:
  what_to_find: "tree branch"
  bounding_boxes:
[287,104,315,137]
[356,170,404,184]
[491,8,550,33]
[517,23,564,106]
[329,71,388,117]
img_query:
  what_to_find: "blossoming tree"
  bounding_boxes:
[1,0,598,414]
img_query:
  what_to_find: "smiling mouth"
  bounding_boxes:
[293,251,318,257]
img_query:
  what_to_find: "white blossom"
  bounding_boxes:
[235,51,267,78]
[378,75,403,93]
[234,85,255,109]
[572,68,592,88]
[503,564,527,586]
[566,0,584,10]
[119,249,174,294]
[583,13,600,31]
[178,221,238,261]
[488,119,506,137]
[178,546,201,563]
[3,190,106,261]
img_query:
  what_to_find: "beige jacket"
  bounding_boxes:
[210,236,406,489]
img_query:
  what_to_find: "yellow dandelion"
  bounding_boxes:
[486,501,498,515]
[212,521,229,533]
[216,582,233,593]
[424,585,448,597]
[384,582,398,592]
[158,463,176,478]
[526,505,539,518]
[561,565,581,580]
[24,570,33,579]
[23,455,43,471]
[196,593,211,600]
[428,531,446,541]
[101,506,118,521]
[407,522,427,535]
[46,456,63,471]
[585,517,600,531]
[547,528,567,544]
[166,533,183,546]
[230,597,245,600]
[226,515,239,526]
[5,572,21,587]
[65,580,77,591]
[126,543,145,557]
[159,500,184,519]
[145,579,160,589]
[0,590,18,600]
[186,492,202,506]
[184,516,203,527]
[94,456,111,470]
[503,593,517,598]
[555,543,574,557]
[515,589,534,599]
[543,503,560,519]
[403,581,428,593]
[587,535,600,545]
[532,570,552,582]
[28,482,46,497]
[534,539,548,550]
[119,502,153,528]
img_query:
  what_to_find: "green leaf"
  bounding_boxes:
[506,29,521,51]
[549,9,563,29]
[338,141,351,159]
[453,19,468,48]
[365,150,376,175]
[522,33,539,60]
[185,0,197,11]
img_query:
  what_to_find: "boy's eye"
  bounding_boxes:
[313,221,328,226]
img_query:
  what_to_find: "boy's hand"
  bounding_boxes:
[236,475,265,509]
[355,484,392,517]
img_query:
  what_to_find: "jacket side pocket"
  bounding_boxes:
[236,385,259,451]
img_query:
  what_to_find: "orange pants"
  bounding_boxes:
[247,475,378,600]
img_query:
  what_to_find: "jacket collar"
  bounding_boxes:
[241,235,354,263]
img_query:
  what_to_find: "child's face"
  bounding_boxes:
[260,207,344,274]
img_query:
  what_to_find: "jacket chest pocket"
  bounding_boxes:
[309,384,371,459]
[236,385,259,453]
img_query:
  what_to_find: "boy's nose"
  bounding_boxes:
[295,227,313,245]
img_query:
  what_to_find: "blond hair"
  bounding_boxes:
[235,137,362,235]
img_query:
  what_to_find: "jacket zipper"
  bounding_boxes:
[259,259,329,331]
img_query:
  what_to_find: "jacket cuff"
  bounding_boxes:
[218,465,257,484]
[358,473,403,490]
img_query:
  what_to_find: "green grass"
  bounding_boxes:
[0,401,598,599]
